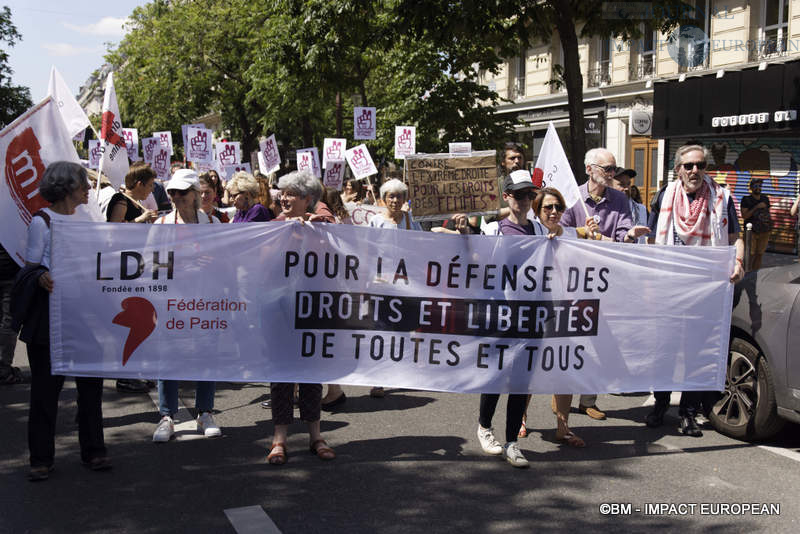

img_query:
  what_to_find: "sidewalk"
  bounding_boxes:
[760,251,797,269]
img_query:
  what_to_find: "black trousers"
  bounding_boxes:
[479,394,528,443]
[27,343,106,467]
[654,390,702,418]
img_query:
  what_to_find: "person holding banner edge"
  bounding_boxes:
[17,162,111,480]
[645,144,745,437]
[559,148,650,420]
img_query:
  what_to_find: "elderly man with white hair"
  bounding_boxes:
[644,144,744,437]
[368,179,422,231]
[559,148,650,420]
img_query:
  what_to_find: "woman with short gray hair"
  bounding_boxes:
[21,161,111,480]
[274,170,335,223]
[368,178,421,231]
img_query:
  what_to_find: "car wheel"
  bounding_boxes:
[709,337,785,440]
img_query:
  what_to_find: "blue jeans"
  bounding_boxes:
[158,380,215,417]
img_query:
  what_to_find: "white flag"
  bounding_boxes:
[534,122,581,209]
[97,73,129,188]
[47,66,91,138]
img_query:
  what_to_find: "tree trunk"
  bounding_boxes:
[552,0,586,182]
[302,115,313,148]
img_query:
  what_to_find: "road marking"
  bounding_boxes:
[758,445,800,464]
[225,505,281,534]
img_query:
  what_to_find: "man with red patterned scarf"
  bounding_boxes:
[645,144,745,437]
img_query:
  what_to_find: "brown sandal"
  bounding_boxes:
[309,439,336,460]
[267,442,287,465]
[556,431,586,448]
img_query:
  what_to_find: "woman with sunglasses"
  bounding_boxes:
[151,170,223,442]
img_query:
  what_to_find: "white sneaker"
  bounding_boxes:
[153,415,174,443]
[503,441,529,468]
[196,412,221,438]
[477,425,503,455]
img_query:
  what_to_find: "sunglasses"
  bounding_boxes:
[681,161,707,171]
[541,203,565,213]
[592,164,617,173]
[511,190,537,200]
[168,189,191,197]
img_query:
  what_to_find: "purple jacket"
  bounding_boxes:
[560,182,632,242]
[232,203,273,223]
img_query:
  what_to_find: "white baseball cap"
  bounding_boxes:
[165,169,199,192]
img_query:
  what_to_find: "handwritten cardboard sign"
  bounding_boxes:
[345,143,378,179]
[404,150,498,220]
[324,159,346,191]
[186,126,213,163]
[354,106,376,140]
[394,126,416,160]
[258,134,280,174]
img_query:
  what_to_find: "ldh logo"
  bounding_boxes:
[112,297,157,366]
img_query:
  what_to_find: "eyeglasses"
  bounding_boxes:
[681,161,707,171]
[541,203,565,213]
[591,164,617,173]
[511,190,537,200]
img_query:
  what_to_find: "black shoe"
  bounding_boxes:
[678,415,703,437]
[116,379,150,394]
[321,393,347,411]
[645,403,669,427]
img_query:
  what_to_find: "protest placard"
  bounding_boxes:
[297,147,321,178]
[142,137,159,165]
[345,144,378,179]
[343,202,387,226]
[186,126,213,163]
[88,139,101,169]
[354,106,376,139]
[323,160,346,190]
[152,146,171,180]
[394,126,416,160]
[449,142,472,156]
[154,131,173,156]
[404,151,499,220]
[322,138,346,169]
[122,128,139,161]
[223,163,251,181]
[50,221,732,394]
[73,129,86,142]
[181,123,204,151]
[258,134,280,174]
[216,141,240,166]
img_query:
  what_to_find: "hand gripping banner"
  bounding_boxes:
[49,221,734,394]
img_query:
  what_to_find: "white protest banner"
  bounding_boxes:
[534,121,581,209]
[354,106,376,140]
[47,66,91,138]
[297,147,321,178]
[50,221,733,395]
[322,138,346,169]
[0,97,92,266]
[142,137,159,165]
[404,151,499,220]
[88,140,101,169]
[394,126,416,160]
[323,160,345,190]
[216,141,240,166]
[181,123,204,151]
[73,129,86,143]
[152,146,171,180]
[449,142,472,156]
[344,202,387,226]
[222,163,251,181]
[186,126,213,163]
[97,73,129,188]
[258,134,281,174]
[122,128,139,161]
[345,143,377,179]
[154,131,173,156]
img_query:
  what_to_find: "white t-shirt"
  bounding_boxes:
[368,212,422,231]
[154,209,220,224]
[24,208,72,269]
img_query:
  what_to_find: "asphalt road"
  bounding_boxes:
[2,338,799,534]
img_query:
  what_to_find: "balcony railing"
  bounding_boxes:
[629,56,656,81]
[749,37,788,62]
[587,64,612,87]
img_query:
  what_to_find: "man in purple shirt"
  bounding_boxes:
[559,148,649,419]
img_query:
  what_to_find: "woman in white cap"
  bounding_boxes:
[152,169,222,442]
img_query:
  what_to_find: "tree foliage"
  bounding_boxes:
[0,6,33,129]
[107,0,516,164]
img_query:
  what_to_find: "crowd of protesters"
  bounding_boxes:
[4,139,770,480]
